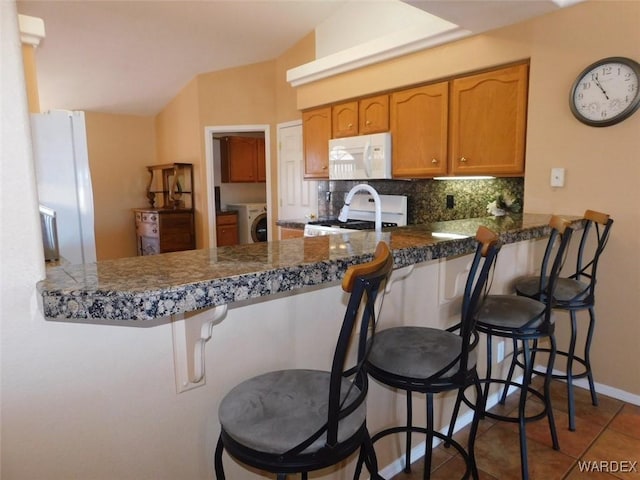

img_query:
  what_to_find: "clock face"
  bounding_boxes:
[570,57,640,127]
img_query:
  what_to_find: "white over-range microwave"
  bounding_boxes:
[328,132,392,180]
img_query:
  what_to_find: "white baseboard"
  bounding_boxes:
[375,372,639,479]
[548,366,640,406]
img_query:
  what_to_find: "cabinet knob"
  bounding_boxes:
[322,165,328,170]
[431,158,438,164]
[347,123,353,128]
[365,120,371,126]
[460,157,468,163]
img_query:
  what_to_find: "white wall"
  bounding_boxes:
[314,0,456,58]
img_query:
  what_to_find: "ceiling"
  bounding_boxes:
[16,0,577,116]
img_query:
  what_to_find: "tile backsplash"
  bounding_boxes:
[317,177,524,223]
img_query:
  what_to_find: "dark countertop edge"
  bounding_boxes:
[39,214,583,322]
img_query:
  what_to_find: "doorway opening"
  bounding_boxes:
[204,125,271,247]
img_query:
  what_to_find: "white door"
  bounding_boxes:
[277,121,318,222]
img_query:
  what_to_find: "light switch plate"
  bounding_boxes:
[550,167,565,187]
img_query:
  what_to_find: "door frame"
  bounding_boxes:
[204,124,271,247]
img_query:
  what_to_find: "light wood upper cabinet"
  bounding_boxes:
[449,63,528,176]
[359,94,389,135]
[220,136,266,183]
[332,95,390,138]
[390,82,449,178]
[302,107,331,179]
[332,101,358,138]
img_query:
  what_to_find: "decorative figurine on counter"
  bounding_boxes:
[487,190,522,217]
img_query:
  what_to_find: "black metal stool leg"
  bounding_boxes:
[423,394,434,480]
[214,436,226,479]
[518,341,533,480]
[482,334,493,417]
[404,390,413,473]
[361,432,384,480]
[585,307,599,406]
[545,335,560,450]
[500,337,519,404]
[566,311,579,431]
[446,388,464,447]
[468,374,483,480]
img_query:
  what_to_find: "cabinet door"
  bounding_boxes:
[256,137,266,182]
[390,83,448,178]
[449,63,528,176]
[359,94,389,134]
[331,101,358,138]
[216,224,238,246]
[302,107,331,179]
[221,136,258,182]
[159,212,195,253]
[279,227,304,239]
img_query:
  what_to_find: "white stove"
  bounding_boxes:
[304,193,407,237]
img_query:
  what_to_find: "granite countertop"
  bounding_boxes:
[37,214,582,323]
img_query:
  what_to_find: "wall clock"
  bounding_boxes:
[569,56,640,127]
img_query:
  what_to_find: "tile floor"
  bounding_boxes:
[389,378,640,479]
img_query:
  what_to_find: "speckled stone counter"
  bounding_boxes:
[38,213,582,323]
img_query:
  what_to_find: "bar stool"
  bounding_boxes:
[361,227,502,480]
[214,242,393,480]
[451,215,574,480]
[513,210,613,431]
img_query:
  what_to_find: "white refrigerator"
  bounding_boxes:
[31,110,96,264]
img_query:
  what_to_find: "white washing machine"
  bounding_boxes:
[227,203,268,244]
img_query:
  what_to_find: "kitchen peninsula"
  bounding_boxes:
[38,213,581,322]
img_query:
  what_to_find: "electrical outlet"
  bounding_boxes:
[446,194,454,209]
[496,340,505,363]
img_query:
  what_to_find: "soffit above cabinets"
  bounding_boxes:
[287,0,584,87]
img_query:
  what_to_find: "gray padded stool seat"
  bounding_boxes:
[359,227,501,480]
[368,327,477,380]
[218,369,366,455]
[513,209,613,431]
[214,241,393,480]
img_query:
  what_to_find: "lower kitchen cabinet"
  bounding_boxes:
[216,211,239,246]
[279,227,304,239]
[134,209,195,256]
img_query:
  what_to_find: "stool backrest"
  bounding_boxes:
[328,242,394,448]
[570,209,613,304]
[533,216,574,300]
[457,226,502,375]
[533,216,574,331]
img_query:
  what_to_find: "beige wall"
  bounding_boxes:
[21,44,39,113]
[85,112,157,260]
[296,0,640,395]
[155,57,309,248]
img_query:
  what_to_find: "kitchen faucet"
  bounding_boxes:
[339,183,382,234]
